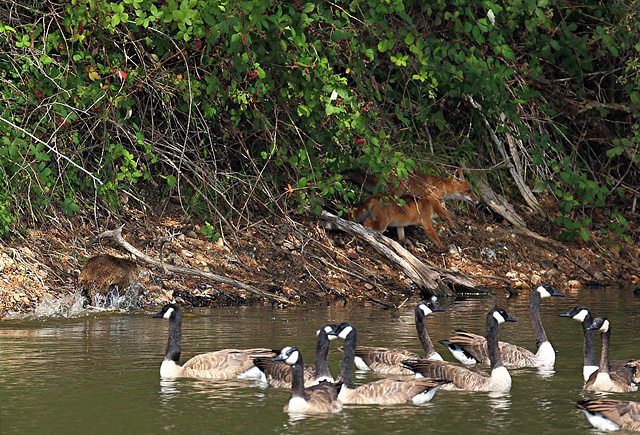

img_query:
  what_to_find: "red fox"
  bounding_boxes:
[349,170,480,248]
[353,194,454,249]
[342,168,479,204]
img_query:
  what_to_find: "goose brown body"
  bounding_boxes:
[153,304,275,379]
[577,400,640,431]
[273,347,342,414]
[334,323,450,405]
[440,284,563,368]
[252,324,337,388]
[403,308,517,392]
[348,301,444,375]
[584,317,638,393]
[560,306,640,383]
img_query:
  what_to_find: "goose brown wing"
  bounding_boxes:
[181,348,275,379]
[444,332,491,364]
[355,346,421,374]
[402,359,489,390]
[585,366,638,392]
[578,400,640,431]
[445,332,536,368]
[252,358,317,388]
[615,359,640,384]
[299,381,342,413]
[349,378,449,405]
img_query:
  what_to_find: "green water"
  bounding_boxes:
[2,288,640,433]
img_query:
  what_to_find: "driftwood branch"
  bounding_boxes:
[320,211,486,297]
[475,177,560,246]
[464,94,549,220]
[92,226,295,305]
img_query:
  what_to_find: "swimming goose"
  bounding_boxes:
[439,283,564,368]
[333,322,451,405]
[252,324,337,388]
[576,399,640,432]
[347,300,445,375]
[272,346,343,414]
[153,304,276,379]
[560,306,639,382]
[584,317,638,392]
[402,307,517,392]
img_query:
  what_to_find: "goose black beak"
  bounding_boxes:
[432,304,445,312]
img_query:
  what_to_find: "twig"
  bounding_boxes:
[92,225,296,305]
[0,116,103,186]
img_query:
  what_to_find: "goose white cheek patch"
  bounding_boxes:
[338,326,353,340]
[419,305,432,316]
[163,307,174,320]
[573,309,589,323]
[537,286,551,298]
[285,350,300,365]
[493,311,506,324]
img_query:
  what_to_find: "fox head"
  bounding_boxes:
[444,170,479,204]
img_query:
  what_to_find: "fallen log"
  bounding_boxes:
[320,211,487,297]
[91,226,295,306]
[475,177,560,246]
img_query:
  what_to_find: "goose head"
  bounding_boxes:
[334,322,356,340]
[273,346,302,365]
[559,306,590,323]
[317,324,338,341]
[153,304,180,320]
[417,300,445,317]
[489,307,517,325]
[587,317,610,333]
[535,284,565,299]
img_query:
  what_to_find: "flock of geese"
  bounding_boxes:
[153,283,640,431]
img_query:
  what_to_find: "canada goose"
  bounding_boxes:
[153,304,275,379]
[402,307,517,392]
[252,324,337,388]
[272,346,343,414]
[347,300,445,375]
[583,317,638,392]
[333,322,451,405]
[560,306,639,382]
[439,283,564,368]
[576,399,640,432]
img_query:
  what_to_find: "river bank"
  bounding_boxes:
[1,198,639,316]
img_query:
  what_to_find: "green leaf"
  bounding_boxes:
[533,181,547,193]
[579,227,590,242]
[606,146,624,158]
[501,45,515,60]
[404,32,415,46]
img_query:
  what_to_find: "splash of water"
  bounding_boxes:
[14,283,144,319]
[89,285,142,310]
[32,291,88,318]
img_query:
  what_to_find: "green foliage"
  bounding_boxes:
[0,0,637,246]
[199,221,221,242]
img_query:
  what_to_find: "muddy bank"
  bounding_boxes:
[1,199,639,316]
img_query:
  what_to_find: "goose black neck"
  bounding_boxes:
[486,314,503,370]
[337,330,356,389]
[581,311,597,367]
[415,306,436,357]
[166,311,182,364]
[290,354,306,398]
[315,332,332,379]
[598,328,611,374]
[530,290,548,349]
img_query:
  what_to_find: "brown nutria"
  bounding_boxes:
[78,254,140,304]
